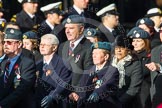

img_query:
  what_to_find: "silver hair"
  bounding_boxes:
[41,34,59,45]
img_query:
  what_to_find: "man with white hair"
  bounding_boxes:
[35,34,71,108]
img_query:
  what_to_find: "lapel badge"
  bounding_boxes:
[46,70,52,76]
[74,54,80,63]
[95,80,103,89]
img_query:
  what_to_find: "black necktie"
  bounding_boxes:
[4,60,10,83]
[43,63,48,73]
[80,12,85,17]
[112,30,117,37]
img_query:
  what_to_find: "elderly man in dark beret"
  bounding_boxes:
[0,28,36,108]
[58,15,93,108]
[77,42,120,108]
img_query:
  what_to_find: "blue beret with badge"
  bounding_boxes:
[40,2,64,15]
[84,28,101,37]
[91,42,111,51]
[18,0,38,4]
[127,27,150,39]
[23,31,37,39]
[136,18,154,28]
[62,15,85,26]
[127,27,143,37]
[96,3,119,17]
[145,8,162,17]
[4,28,22,40]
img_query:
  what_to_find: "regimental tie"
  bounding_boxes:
[43,63,48,73]
[4,60,10,84]
[80,12,85,17]
[68,42,74,56]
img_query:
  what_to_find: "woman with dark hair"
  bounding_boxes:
[128,28,152,108]
[111,36,143,108]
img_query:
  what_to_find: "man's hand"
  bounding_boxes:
[69,92,79,101]
[145,62,161,71]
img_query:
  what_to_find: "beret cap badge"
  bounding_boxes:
[87,31,92,36]
[135,33,140,38]
[23,35,27,39]
[10,29,14,34]
[140,19,145,24]
[94,43,98,48]
[67,18,71,23]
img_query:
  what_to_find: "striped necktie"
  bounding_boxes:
[69,42,74,56]
[4,60,10,83]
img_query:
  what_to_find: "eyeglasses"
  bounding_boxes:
[39,43,54,47]
[3,41,19,45]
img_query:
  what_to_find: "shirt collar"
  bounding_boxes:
[45,20,54,30]
[26,12,35,19]
[70,35,84,50]
[73,5,84,15]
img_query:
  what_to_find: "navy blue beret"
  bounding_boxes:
[84,28,101,37]
[62,15,85,26]
[136,18,154,28]
[127,27,150,39]
[23,31,37,39]
[91,42,111,51]
[4,28,22,40]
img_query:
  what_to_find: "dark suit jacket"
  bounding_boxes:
[16,10,42,33]
[150,44,162,108]
[98,24,115,42]
[78,62,120,108]
[58,38,93,86]
[35,54,72,107]
[37,21,52,38]
[0,53,36,108]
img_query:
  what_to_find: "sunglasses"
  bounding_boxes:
[3,41,19,45]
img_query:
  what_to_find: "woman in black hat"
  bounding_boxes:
[111,36,143,108]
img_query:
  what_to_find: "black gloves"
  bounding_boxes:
[41,95,54,108]
[87,92,99,103]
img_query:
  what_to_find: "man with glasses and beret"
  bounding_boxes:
[0,28,36,108]
[12,0,43,33]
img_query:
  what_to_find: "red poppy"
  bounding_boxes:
[14,64,19,70]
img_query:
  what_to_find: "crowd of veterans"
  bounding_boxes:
[1,0,162,108]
